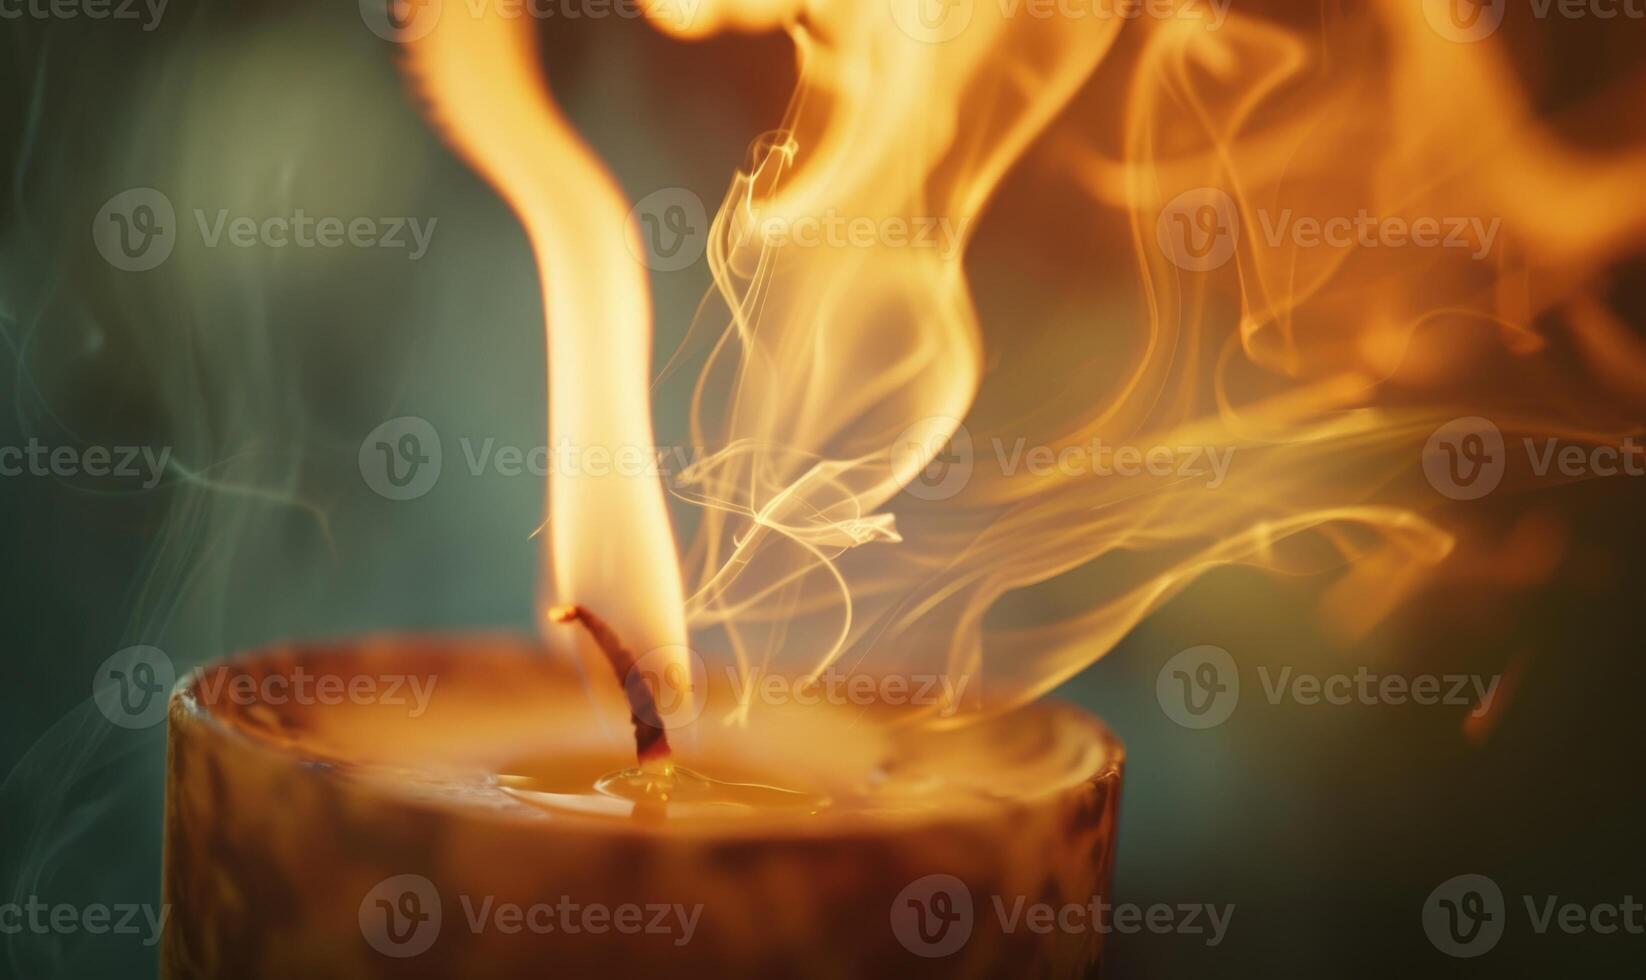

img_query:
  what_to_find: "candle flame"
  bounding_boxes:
[398,10,690,698]
[398,2,1646,732]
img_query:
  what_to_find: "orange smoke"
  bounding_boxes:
[398,1,1646,732]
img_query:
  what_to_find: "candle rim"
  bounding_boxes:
[168,629,1124,840]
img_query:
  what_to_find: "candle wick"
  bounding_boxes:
[547,604,673,768]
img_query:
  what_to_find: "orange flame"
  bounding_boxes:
[401,2,1646,732]
[400,11,689,686]
[658,1,1646,725]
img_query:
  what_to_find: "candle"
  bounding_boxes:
[161,633,1122,976]
[159,5,1123,976]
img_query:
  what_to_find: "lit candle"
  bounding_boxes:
[157,5,1124,976]
[161,632,1122,975]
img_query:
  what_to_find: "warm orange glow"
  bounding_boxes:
[402,2,1646,732]
[660,1,1646,726]
[401,10,689,690]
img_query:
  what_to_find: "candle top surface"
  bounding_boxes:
[173,632,1121,836]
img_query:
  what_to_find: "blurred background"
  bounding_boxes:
[2,0,1645,977]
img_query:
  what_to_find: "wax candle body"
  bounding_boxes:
[162,633,1122,978]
